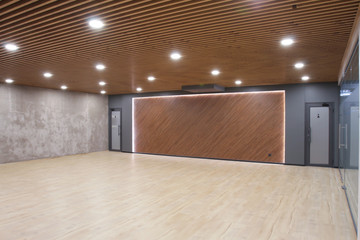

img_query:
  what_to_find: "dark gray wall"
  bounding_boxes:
[109,82,340,166]
[108,95,133,152]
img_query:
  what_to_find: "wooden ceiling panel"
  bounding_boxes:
[0,0,359,94]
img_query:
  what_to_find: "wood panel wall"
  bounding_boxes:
[133,91,285,163]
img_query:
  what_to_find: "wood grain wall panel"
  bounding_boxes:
[133,91,285,163]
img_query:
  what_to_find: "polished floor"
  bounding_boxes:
[0,151,356,240]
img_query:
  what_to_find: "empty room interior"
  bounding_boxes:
[1,1,360,239]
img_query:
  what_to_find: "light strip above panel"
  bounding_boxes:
[132,90,285,100]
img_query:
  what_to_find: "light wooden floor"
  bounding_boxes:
[0,151,356,240]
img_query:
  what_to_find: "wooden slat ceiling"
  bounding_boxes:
[0,0,359,94]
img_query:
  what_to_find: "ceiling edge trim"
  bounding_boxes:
[338,2,360,85]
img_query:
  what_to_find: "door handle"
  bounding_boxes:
[307,127,311,143]
[344,124,348,149]
[338,124,341,149]
[118,125,120,136]
[338,124,347,149]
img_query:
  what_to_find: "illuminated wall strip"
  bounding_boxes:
[283,93,286,163]
[132,97,135,153]
[132,90,285,101]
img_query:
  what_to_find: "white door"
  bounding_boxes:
[310,107,329,165]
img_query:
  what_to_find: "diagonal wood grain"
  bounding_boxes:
[134,91,285,163]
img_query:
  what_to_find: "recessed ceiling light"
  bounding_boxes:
[88,18,104,29]
[170,52,182,60]
[43,72,53,78]
[100,90,106,94]
[301,76,310,81]
[147,76,155,81]
[61,85,67,90]
[281,38,294,46]
[5,78,14,84]
[235,80,242,85]
[294,62,304,69]
[95,64,106,70]
[99,81,106,86]
[136,87,142,92]
[211,69,220,76]
[4,43,19,51]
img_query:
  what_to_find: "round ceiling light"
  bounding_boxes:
[211,69,220,76]
[43,72,53,78]
[88,19,104,29]
[95,64,106,70]
[281,38,294,46]
[4,43,19,51]
[301,76,310,81]
[235,80,242,85]
[170,52,182,60]
[5,78,14,84]
[294,62,304,69]
[147,76,156,81]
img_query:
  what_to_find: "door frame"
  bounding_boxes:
[109,108,122,151]
[305,102,335,167]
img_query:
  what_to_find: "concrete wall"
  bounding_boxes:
[0,84,108,164]
[109,82,340,166]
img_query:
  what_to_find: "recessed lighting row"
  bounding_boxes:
[95,62,106,93]
[99,81,106,94]
[42,72,67,89]
[89,21,180,88]
[93,61,106,93]
[294,62,309,81]
[2,33,305,94]
[210,69,241,85]
[3,77,68,90]
[41,67,106,93]
[4,17,173,94]
[139,68,242,92]
[3,16,156,48]
[280,37,311,81]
